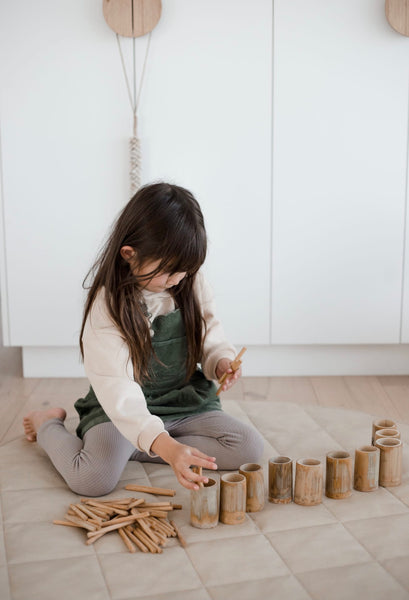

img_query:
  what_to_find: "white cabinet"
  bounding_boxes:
[401,197,409,343]
[0,0,272,353]
[271,0,409,344]
[2,0,409,376]
[141,0,272,345]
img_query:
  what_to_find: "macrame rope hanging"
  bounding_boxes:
[116,32,152,196]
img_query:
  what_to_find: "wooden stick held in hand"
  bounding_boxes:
[216,347,247,395]
[192,466,203,488]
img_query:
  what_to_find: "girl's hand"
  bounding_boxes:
[216,357,242,393]
[150,433,218,491]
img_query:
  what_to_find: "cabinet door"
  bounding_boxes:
[141,0,272,344]
[271,0,409,344]
[0,0,272,347]
[401,200,409,342]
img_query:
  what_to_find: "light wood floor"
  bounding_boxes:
[1,335,409,446]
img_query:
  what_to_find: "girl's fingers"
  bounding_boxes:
[179,475,198,491]
[179,472,204,491]
[190,456,218,471]
[190,447,217,462]
[222,376,234,390]
[222,368,242,390]
[189,458,218,471]
[188,470,209,486]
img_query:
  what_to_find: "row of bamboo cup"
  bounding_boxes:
[190,418,404,526]
[54,419,403,544]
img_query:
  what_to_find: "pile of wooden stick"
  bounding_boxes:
[53,484,186,553]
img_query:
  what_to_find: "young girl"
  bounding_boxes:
[23,182,264,495]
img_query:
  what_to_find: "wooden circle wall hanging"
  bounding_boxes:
[103,0,162,196]
[385,0,409,36]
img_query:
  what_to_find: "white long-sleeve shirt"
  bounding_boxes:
[82,271,236,454]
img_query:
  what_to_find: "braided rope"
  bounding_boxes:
[116,33,152,198]
[129,135,141,196]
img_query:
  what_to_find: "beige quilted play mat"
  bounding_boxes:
[1,398,409,600]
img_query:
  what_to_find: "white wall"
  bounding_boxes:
[1,0,409,377]
[0,0,272,360]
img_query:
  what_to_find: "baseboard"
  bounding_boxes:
[22,345,409,377]
[22,347,86,378]
[243,345,409,376]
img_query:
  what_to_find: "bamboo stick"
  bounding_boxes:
[104,506,129,516]
[124,526,149,553]
[69,504,89,521]
[139,502,174,509]
[146,524,167,545]
[81,500,115,514]
[130,508,153,518]
[154,530,167,545]
[132,526,162,553]
[124,484,176,497]
[80,505,108,518]
[149,519,171,538]
[109,502,134,509]
[100,514,148,527]
[85,531,106,545]
[138,518,162,545]
[87,518,138,538]
[118,527,136,553]
[231,346,247,366]
[147,510,169,519]
[97,498,135,505]
[147,517,168,537]
[65,515,98,532]
[53,519,86,528]
[128,498,145,509]
[170,520,187,547]
[216,347,246,395]
[55,493,182,554]
[159,518,177,537]
[77,504,104,523]
[192,466,203,488]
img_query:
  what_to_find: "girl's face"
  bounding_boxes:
[134,258,186,293]
[120,247,187,292]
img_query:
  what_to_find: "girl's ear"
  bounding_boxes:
[120,246,136,263]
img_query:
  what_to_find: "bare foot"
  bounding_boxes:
[23,407,67,442]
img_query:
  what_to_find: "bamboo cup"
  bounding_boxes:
[375,437,403,487]
[294,459,323,506]
[239,463,265,512]
[325,451,353,499]
[268,456,293,504]
[190,478,219,529]
[371,419,398,445]
[220,473,246,524]
[374,428,401,442]
[353,445,380,492]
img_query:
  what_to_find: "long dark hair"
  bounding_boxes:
[80,182,207,383]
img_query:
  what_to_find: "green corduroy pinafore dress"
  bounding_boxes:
[74,309,221,440]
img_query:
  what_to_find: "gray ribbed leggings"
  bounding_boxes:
[37,410,264,497]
